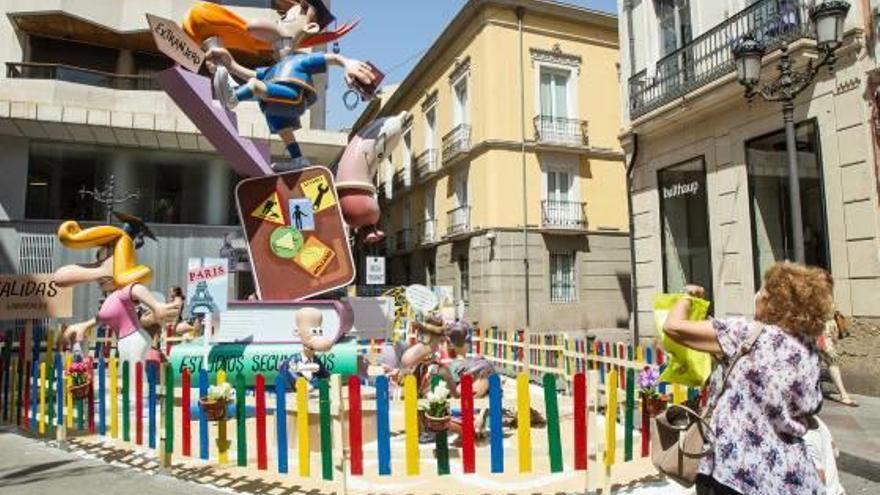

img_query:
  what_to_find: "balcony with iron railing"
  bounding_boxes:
[392,166,412,192]
[415,149,440,181]
[628,0,813,119]
[446,205,471,237]
[416,219,437,245]
[533,116,589,146]
[442,124,471,165]
[395,228,413,251]
[542,200,587,230]
[6,62,162,91]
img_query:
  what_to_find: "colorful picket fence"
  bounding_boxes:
[0,326,688,492]
[470,327,704,401]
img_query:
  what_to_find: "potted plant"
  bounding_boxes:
[199,382,233,421]
[638,366,667,417]
[68,360,91,400]
[420,380,451,432]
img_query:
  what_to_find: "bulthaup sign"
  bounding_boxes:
[0,274,72,320]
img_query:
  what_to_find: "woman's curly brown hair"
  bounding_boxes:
[760,262,834,338]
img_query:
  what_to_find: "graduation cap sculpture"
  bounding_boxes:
[113,211,157,250]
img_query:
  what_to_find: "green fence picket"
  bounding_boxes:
[624,368,635,461]
[236,373,247,467]
[318,379,332,480]
[165,365,174,456]
[543,374,563,472]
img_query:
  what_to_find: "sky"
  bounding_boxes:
[323,0,618,131]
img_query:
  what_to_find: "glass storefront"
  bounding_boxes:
[25,141,239,225]
[658,157,713,298]
[746,120,829,284]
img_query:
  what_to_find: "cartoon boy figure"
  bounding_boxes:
[206,0,376,171]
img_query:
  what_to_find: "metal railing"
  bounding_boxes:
[542,200,587,229]
[628,0,812,118]
[415,149,439,181]
[446,205,471,236]
[533,116,589,146]
[442,124,471,164]
[417,219,437,244]
[392,166,412,190]
[6,62,162,91]
[395,228,413,251]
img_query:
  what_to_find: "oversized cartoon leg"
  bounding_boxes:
[116,329,152,365]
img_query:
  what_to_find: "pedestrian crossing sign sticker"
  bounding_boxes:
[251,191,286,225]
[300,176,336,213]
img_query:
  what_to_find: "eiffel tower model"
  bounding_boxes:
[186,281,220,319]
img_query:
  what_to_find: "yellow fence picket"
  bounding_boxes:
[516,372,532,473]
[403,375,419,476]
[297,377,310,477]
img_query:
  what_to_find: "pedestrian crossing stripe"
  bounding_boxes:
[251,191,286,225]
[300,176,336,213]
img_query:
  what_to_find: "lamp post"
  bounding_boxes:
[78,174,140,224]
[732,0,850,264]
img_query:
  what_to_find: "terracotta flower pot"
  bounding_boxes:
[424,412,451,433]
[199,397,228,421]
[642,393,668,417]
[70,379,91,400]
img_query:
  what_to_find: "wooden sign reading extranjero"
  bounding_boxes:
[146,14,205,73]
[0,274,72,320]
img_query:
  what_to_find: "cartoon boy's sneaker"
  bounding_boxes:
[213,66,239,110]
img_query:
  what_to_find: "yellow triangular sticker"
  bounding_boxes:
[251,191,285,225]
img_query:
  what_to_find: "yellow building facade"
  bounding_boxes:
[357,0,631,331]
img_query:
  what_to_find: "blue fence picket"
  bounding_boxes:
[98,356,106,435]
[488,374,503,473]
[598,344,606,385]
[55,353,63,428]
[199,369,209,460]
[645,347,654,364]
[376,376,391,476]
[274,375,288,474]
[148,363,157,449]
[658,363,668,395]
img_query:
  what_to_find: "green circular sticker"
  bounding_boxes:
[270,226,304,259]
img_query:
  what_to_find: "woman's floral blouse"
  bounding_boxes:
[699,318,824,495]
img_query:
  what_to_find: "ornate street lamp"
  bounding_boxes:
[811,0,851,51]
[732,35,766,92]
[731,0,850,264]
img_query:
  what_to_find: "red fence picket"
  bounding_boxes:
[255,374,267,471]
[348,376,363,476]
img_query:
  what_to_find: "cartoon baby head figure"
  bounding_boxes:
[296,307,335,354]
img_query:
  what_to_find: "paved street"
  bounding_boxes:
[1,425,877,495]
[0,428,224,495]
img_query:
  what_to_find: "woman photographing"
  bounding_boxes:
[663,262,832,495]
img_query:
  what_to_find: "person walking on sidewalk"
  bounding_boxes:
[819,309,858,407]
[663,262,833,495]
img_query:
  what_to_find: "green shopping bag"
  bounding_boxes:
[653,293,713,387]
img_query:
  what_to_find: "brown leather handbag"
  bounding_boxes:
[651,324,764,487]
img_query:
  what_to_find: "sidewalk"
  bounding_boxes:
[819,394,880,481]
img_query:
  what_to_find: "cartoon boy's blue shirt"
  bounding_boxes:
[256,52,327,92]
[253,52,328,132]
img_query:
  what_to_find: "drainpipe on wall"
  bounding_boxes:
[517,6,531,330]
[626,132,640,344]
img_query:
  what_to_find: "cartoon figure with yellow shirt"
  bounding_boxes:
[184,0,376,171]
